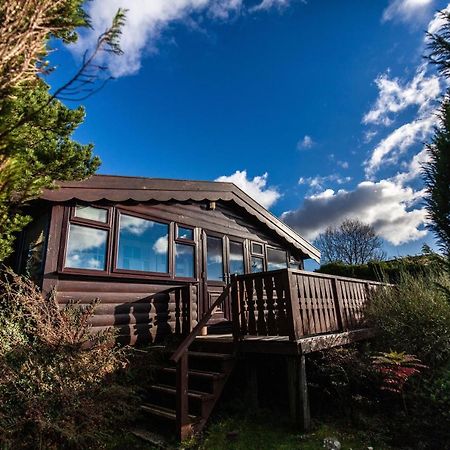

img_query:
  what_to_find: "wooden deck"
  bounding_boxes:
[196,327,375,355]
[147,269,383,440]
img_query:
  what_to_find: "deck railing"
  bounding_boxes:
[231,269,383,341]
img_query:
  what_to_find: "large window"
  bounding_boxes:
[267,247,288,271]
[206,235,223,281]
[65,224,107,270]
[117,214,169,273]
[229,240,245,275]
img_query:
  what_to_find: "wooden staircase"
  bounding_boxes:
[140,343,236,439]
[138,285,237,441]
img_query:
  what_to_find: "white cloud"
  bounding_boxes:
[298,174,352,190]
[75,0,295,77]
[216,170,280,209]
[250,0,293,12]
[391,146,430,184]
[297,135,314,150]
[365,115,435,176]
[120,214,154,235]
[363,66,440,126]
[363,63,442,176]
[426,5,450,36]
[282,179,428,246]
[382,0,434,23]
[153,235,169,254]
[337,160,349,169]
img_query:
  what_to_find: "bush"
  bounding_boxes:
[0,268,137,449]
[316,254,442,283]
[366,270,450,369]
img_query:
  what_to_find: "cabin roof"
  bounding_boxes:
[41,175,320,262]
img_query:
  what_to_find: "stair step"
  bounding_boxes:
[149,384,215,401]
[160,366,226,380]
[188,351,234,360]
[140,403,199,423]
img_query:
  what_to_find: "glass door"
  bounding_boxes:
[202,233,246,325]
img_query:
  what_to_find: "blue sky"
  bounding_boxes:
[48,0,450,265]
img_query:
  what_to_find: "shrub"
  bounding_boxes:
[366,271,450,369]
[0,268,137,449]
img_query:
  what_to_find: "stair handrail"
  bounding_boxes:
[170,283,232,364]
[170,283,232,440]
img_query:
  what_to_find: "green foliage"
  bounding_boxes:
[0,80,99,260]
[317,253,442,283]
[366,271,450,369]
[0,269,137,448]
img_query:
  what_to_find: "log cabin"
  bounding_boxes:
[13,174,381,441]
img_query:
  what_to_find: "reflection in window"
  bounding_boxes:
[175,243,195,278]
[65,224,107,270]
[75,205,108,223]
[207,236,223,281]
[251,256,264,273]
[229,241,245,275]
[252,242,263,255]
[117,214,168,273]
[21,214,49,283]
[177,226,193,240]
[267,248,288,271]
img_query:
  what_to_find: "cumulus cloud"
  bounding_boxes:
[75,0,295,77]
[382,0,434,23]
[365,115,435,176]
[363,66,440,126]
[298,174,352,190]
[282,179,427,245]
[297,135,314,150]
[363,64,442,176]
[216,170,280,209]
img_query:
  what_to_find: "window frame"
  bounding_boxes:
[250,240,266,273]
[173,223,197,280]
[61,205,112,275]
[112,208,172,278]
[228,238,247,276]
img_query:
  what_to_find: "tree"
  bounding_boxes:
[0,1,125,261]
[424,11,450,263]
[314,219,386,265]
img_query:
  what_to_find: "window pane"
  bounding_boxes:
[177,226,193,240]
[229,241,245,275]
[252,242,263,255]
[175,243,195,278]
[251,256,264,273]
[267,248,288,271]
[75,205,108,223]
[65,224,107,270]
[117,214,168,273]
[207,236,223,281]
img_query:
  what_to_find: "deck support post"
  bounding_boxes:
[287,354,310,431]
[246,358,259,409]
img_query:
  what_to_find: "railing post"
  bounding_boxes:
[284,269,302,341]
[176,352,190,441]
[182,283,193,334]
[331,278,344,331]
[230,275,242,343]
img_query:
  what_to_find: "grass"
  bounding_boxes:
[180,411,392,450]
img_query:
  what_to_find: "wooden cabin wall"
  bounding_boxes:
[42,201,304,345]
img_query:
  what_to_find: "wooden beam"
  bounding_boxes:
[287,355,310,431]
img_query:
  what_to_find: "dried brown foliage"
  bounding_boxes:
[0,268,137,448]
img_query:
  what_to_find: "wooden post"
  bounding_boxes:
[246,358,259,410]
[231,275,241,344]
[331,277,344,331]
[176,352,191,440]
[287,355,311,431]
[285,270,302,341]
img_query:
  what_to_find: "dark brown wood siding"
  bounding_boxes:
[43,200,304,344]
